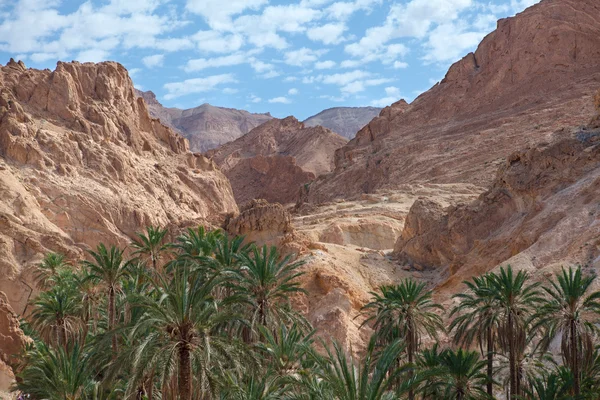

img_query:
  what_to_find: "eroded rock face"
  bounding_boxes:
[137,89,273,152]
[0,60,237,316]
[394,128,600,290]
[209,116,347,204]
[306,0,600,203]
[0,291,29,391]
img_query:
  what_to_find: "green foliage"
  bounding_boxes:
[14,228,600,400]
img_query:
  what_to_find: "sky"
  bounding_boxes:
[0,0,540,120]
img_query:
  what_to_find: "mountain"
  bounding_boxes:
[304,0,600,204]
[208,116,348,205]
[136,90,273,152]
[0,59,237,320]
[303,106,382,139]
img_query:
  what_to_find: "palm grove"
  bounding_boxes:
[11,225,600,399]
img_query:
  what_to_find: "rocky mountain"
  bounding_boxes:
[394,122,600,296]
[303,106,381,139]
[0,59,237,331]
[304,0,600,204]
[207,116,348,205]
[136,90,273,152]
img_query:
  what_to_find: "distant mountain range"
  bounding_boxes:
[136,90,381,151]
[136,90,273,153]
[303,107,382,139]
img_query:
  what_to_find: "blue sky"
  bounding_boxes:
[0,0,539,120]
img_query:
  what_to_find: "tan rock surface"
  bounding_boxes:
[305,0,600,203]
[394,128,600,300]
[209,116,347,204]
[0,59,237,317]
[136,90,273,152]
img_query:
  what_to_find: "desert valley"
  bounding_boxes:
[0,0,599,398]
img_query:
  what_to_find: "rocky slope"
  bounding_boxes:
[304,0,600,203]
[0,59,237,322]
[394,123,600,298]
[208,116,348,205]
[303,106,381,139]
[136,90,273,152]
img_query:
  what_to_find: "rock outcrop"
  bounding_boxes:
[394,127,600,292]
[303,106,382,139]
[0,60,237,317]
[136,90,273,152]
[305,0,600,203]
[209,116,348,204]
[0,291,29,391]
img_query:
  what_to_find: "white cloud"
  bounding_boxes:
[193,30,244,53]
[288,88,298,95]
[163,74,237,99]
[283,77,298,82]
[249,94,262,103]
[142,54,164,68]
[186,0,267,30]
[422,22,487,63]
[326,0,382,21]
[371,86,401,106]
[344,0,471,64]
[393,61,409,69]
[307,23,346,45]
[315,60,336,69]
[268,96,291,104]
[284,47,326,66]
[321,70,372,85]
[76,48,109,63]
[223,88,239,94]
[184,53,246,72]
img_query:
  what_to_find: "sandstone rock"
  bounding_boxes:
[394,128,600,292]
[136,90,273,152]
[209,116,347,204]
[0,291,29,376]
[0,60,237,316]
[306,0,600,203]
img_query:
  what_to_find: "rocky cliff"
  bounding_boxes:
[304,0,600,203]
[394,124,600,298]
[0,59,237,318]
[136,90,273,152]
[208,116,348,204]
[303,106,382,139]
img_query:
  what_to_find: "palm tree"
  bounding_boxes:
[235,245,307,336]
[532,266,600,396]
[485,265,542,399]
[30,280,82,348]
[361,279,444,399]
[522,366,574,400]
[450,274,499,397]
[434,348,491,400]
[83,243,129,354]
[256,324,315,376]
[131,225,169,271]
[14,342,96,399]
[34,252,70,289]
[314,337,406,400]
[127,267,246,400]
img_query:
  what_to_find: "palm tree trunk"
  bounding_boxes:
[487,327,493,397]
[178,326,192,400]
[571,319,580,395]
[57,319,67,348]
[408,329,415,400]
[109,286,117,354]
[508,312,516,399]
